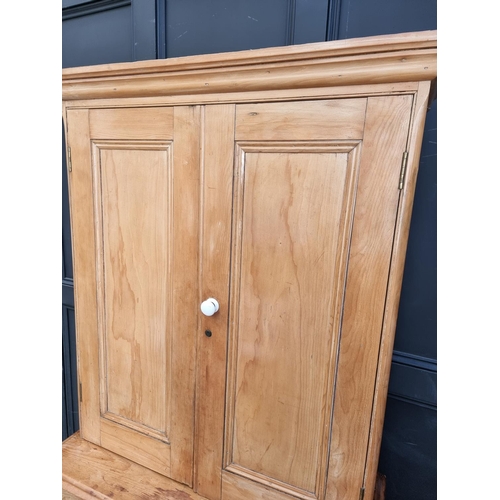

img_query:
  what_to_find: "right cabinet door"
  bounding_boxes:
[202,96,413,500]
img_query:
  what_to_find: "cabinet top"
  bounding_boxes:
[62,30,437,101]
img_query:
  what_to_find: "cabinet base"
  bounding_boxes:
[63,432,387,500]
[62,432,208,500]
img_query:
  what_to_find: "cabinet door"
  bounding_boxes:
[66,106,200,486]
[197,97,413,500]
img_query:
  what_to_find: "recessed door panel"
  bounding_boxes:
[224,142,361,498]
[96,143,172,440]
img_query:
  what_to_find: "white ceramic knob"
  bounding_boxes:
[200,298,219,317]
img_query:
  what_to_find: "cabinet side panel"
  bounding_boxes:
[326,95,413,500]
[66,109,101,444]
[362,82,431,500]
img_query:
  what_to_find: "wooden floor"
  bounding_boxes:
[62,432,209,500]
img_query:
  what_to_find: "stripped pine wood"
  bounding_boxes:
[62,433,208,500]
[62,81,418,110]
[66,109,101,446]
[62,31,436,80]
[62,31,436,100]
[235,99,366,141]
[362,82,432,500]
[223,141,361,498]
[100,419,171,477]
[194,104,236,499]
[63,31,436,500]
[222,469,314,500]
[90,107,173,140]
[326,95,413,500]
[169,105,201,487]
[99,144,171,438]
[67,105,201,488]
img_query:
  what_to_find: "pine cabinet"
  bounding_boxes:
[62,31,437,500]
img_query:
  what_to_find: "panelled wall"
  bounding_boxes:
[62,2,436,499]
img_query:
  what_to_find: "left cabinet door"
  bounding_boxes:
[65,106,201,487]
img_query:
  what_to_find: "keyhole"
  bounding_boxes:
[205,330,212,338]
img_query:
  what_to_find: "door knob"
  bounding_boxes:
[201,298,219,316]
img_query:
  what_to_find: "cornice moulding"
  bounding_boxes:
[62,30,437,101]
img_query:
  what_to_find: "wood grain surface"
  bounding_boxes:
[90,107,173,140]
[194,104,236,499]
[169,106,201,486]
[226,146,355,495]
[63,81,418,109]
[62,31,436,100]
[99,144,171,436]
[235,99,366,141]
[66,109,101,445]
[326,95,413,500]
[62,433,208,500]
[362,82,431,500]
[64,31,435,500]
[67,106,201,487]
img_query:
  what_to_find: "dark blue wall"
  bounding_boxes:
[62,2,436,498]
